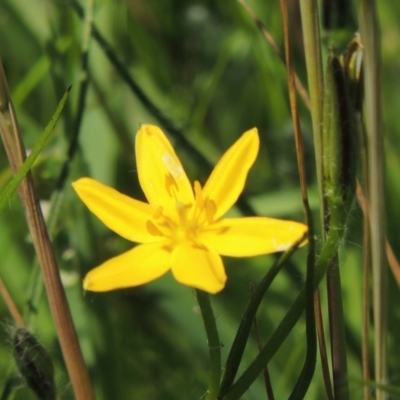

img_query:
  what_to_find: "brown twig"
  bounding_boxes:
[0,60,94,400]
[0,277,26,328]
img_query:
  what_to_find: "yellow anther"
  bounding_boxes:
[205,199,217,223]
[165,173,179,200]
[175,201,189,226]
[153,206,164,219]
[194,181,204,209]
[146,220,164,236]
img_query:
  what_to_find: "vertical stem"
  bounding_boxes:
[326,256,349,400]
[196,290,221,400]
[299,0,324,221]
[358,98,372,400]
[281,0,317,397]
[314,290,334,400]
[362,220,372,400]
[360,2,387,399]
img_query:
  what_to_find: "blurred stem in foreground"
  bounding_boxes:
[0,60,94,400]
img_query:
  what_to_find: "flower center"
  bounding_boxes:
[147,181,217,247]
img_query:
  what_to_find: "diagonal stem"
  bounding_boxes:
[0,60,94,400]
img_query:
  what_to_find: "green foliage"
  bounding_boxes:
[1,0,399,399]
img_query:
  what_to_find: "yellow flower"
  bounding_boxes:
[72,125,307,294]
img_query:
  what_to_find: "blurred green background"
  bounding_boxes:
[1,0,400,398]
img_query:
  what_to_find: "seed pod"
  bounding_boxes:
[12,328,56,400]
[340,34,364,112]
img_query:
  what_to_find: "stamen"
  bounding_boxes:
[165,173,179,199]
[146,221,164,236]
[153,206,164,219]
[205,199,217,223]
[194,181,204,209]
[175,201,188,225]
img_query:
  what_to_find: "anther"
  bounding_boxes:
[153,206,164,219]
[194,181,204,209]
[205,199,217,223]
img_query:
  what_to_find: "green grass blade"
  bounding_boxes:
[0,87,70,214]
[360,1,387,399]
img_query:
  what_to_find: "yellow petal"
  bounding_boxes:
[171,241,227,293]
[83,242,171,292]
[135,125,194,215]
[202,128,259,220]
[202,217,308,256]
[72,178,160,243]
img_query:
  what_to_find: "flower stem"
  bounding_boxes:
[223,229,340,400]
[196,289,221,400]
[218,235,306,398]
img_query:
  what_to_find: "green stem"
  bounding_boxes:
[287,225,316,400]
[299,0,324,224]
[223,229,340,400]
[326,255,349,400]
[196,290,221,400]
[218,235,306,398]
[360,2,387,398]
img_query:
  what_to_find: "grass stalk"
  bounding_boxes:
[360,2,387,399]
[280,0,316,397]
[299,0,324,221]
